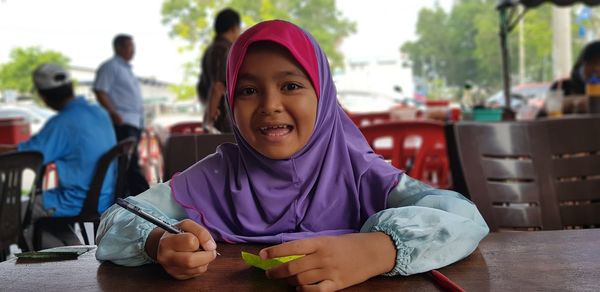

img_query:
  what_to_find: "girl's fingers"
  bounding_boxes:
[286,268,327,286]
[177,219,218,252]
[162,232,202,252]
[266,254,321,279]
[259,237,320,259]
[162,250,217,268]
[168,264,210,280]
[299,279,337,292]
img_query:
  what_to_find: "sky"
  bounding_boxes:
[0,0,452,84]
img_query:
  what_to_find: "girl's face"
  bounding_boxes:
[233,43,318,160]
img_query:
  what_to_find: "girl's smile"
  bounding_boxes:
[233,41,318,159]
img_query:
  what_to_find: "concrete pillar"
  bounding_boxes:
[552,6,573,79]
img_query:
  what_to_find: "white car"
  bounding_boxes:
[485,83,551,110]
[0,104,55,135]
[337,90,403,113]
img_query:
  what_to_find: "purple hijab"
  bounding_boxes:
[171,20,402,244]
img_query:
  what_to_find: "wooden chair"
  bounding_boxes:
[0,151,43,260]
[360,120,451,189]
[162,134,236,180]
[33,138,136,249]
[454,115,600,231]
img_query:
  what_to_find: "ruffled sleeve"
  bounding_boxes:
[95,182,186,266]
[360,175,489,276]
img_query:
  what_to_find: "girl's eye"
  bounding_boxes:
[282,83,302,91]
[237,87,256,96]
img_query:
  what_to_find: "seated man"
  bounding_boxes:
[1,63,117,248]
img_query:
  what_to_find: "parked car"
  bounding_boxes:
[0,104,55,135]
[485,83,551,110]
[337,90,404,113]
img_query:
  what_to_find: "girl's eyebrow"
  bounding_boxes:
[237,69,309,83]
[274,70,308,80]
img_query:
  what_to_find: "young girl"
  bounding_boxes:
[96,20,488,291]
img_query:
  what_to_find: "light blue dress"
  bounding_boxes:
[96,175,489,276]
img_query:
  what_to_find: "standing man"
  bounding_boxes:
[197,8,241,133]
[94,34,149,196]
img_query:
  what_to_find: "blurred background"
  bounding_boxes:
[1,0,597,131]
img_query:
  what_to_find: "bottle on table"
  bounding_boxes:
[586,75,600,113]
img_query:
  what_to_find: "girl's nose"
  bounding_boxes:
[259,89,283,115]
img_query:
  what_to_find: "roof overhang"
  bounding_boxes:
[498,0,600,9]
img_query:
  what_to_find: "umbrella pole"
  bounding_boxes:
[499,7,515,120]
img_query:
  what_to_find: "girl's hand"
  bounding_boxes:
[155,219,218,280]
[260,232,396,291]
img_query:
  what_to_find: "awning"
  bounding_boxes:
[498,0,600,8]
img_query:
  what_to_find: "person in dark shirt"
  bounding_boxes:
[197,8,241,133]
[551,40,600,113]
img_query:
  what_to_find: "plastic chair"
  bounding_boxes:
[33,137,136,249]
[0,151,43,260]
[360,121,451,189]
[42,163,58,190]
[170,122,204,134]
[347,112,390,127]
[453,116,600,231]
[139,129,164,184]
[162,134,236,180]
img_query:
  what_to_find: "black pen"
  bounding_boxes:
[116,198,220,255]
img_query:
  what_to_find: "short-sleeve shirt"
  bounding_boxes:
[93,56,144,128]
[197,36,231,104]
[18,98,117,217]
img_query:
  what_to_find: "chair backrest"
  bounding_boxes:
[0,151,43,250]
[78,137,136,220]
[162,133,236,180]
[347,112,390,127]
[454,115,600,231]
[360,120,451,188]
[170,122,204,135]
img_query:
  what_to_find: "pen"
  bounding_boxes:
[116,198,220,256]
[428,269,464,292]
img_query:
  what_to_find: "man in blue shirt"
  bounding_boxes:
[93,34,149,196]
[15,63,117,247]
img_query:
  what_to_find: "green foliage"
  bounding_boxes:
[402,0,568,94]
[169,83,197,100]
[0,47,70,94]
[161,0,356,74]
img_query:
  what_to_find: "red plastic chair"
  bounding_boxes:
[42,163,58,190]
[347,112,390,127]
[170,122,204,134]
[360,121,451,189]
[138,129,164,184]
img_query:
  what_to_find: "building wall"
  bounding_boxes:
[334,56,414,99]
[68,66,176,102]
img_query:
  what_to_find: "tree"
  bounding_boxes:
[161,0,356,99]
[402,0,561,96]
[0,47,70,95]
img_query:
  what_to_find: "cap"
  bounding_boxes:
[33,63,71,90]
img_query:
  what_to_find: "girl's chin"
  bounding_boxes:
[257,146,297,160]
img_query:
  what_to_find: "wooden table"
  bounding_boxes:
[1,229,599,291]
